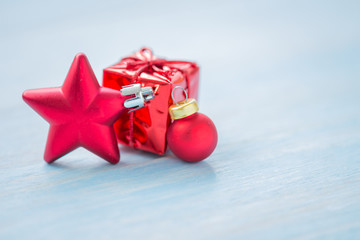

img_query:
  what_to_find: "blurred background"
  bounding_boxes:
[0,0,359,239]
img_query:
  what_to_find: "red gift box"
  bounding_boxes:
[103,48,199,155]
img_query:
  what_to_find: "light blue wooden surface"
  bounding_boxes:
[1,1,360,239]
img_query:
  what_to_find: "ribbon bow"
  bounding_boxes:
[122,48,196,83]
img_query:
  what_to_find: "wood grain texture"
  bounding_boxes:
[1,1,360,239]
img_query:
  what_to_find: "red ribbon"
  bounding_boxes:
[122,48,196,83]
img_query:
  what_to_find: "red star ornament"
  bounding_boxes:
[23,53,125,164]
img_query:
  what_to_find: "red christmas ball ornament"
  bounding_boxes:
[167,87,218,162]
